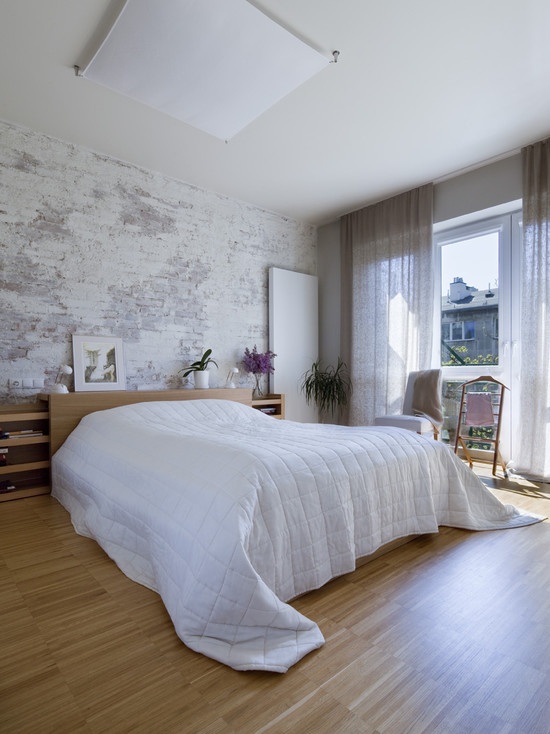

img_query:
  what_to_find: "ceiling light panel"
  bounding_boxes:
[80,0,329,140]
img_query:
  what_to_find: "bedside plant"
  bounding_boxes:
[301,358,352,420]
[180,348,218,389]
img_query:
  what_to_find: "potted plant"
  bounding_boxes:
[180,348,218,389]
[301,357,352,420]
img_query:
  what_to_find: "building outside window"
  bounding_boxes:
[441,277,498,366]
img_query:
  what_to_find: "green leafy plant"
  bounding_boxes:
[301,358,352,417]
[179,348,218,378]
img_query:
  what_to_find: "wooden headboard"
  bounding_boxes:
[43,388,253,456]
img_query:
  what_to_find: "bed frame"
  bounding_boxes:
[44,388,252,455]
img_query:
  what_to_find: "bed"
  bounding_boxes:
[50,390,543,673]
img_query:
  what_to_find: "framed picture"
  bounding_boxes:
[72,335,126,392]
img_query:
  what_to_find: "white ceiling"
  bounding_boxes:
[1,0,550,226]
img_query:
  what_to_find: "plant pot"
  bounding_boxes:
[49,384,69,394]
[193,370,210,389]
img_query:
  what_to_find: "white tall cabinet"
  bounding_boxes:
[269,267,318,422]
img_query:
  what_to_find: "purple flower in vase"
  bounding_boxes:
[242,346,277,398]
[242,346,277,374]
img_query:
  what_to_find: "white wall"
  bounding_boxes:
[0,120,317,402]
[433,154,521,224]
[317,220,341,368]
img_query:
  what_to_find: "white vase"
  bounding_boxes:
[193,370,210,389]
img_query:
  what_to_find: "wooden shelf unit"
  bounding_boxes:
[251,394,285,419]
[0,403,50,501]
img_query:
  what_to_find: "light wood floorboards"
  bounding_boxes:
[1,471,549,733]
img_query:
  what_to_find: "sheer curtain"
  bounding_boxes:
[516,138,550,481]
[340,184,434,426]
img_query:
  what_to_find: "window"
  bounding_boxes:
[439,235,499,366]
[434,208,521,456]
[442,320,476,342]
[464,321,476,340]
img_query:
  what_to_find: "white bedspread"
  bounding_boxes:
[51,399,543,672]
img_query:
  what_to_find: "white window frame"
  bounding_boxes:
[433,213,513,381]
[433,204,522,460]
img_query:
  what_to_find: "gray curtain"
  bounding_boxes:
[516,138,550,481]
[340,184,434,425]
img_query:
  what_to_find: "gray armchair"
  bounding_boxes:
[374,369,443,439]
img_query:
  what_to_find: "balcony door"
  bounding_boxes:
[434,211,521,461]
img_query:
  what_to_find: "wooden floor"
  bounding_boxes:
[1,469,549,734]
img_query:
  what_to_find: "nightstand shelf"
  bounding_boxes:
[251,394,285,419]
[0,403,50,501]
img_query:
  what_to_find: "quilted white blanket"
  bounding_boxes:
[52,399,543,673]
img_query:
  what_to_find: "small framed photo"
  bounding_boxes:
[72,335,126,392]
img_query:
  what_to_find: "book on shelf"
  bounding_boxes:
[0,430,44,439]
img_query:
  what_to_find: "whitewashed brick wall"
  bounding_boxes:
[0,121,317,401]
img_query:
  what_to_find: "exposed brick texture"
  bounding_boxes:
[0,122,316,401]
